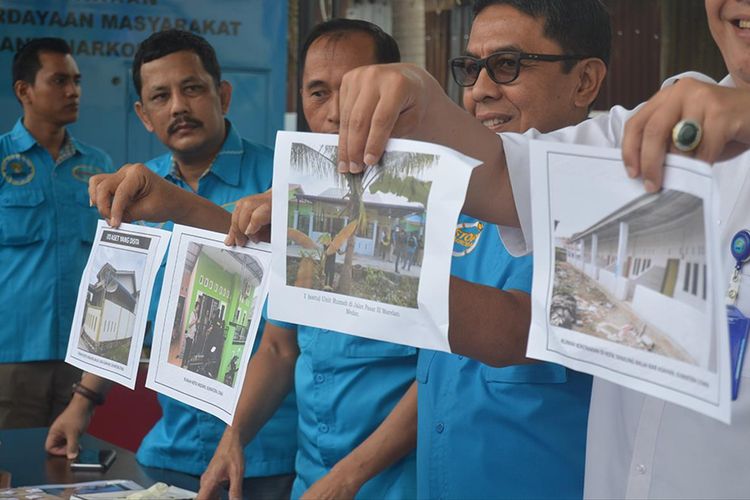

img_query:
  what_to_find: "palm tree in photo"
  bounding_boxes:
[289,142,437,294]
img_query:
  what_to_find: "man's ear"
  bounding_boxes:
[219,80,232,115]
[134,100,155,133]
[574,58,607,110]
[14,80,31,106]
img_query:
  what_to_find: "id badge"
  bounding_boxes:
[727,305,750,401]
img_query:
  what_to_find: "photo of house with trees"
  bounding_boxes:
[285,142,437,308]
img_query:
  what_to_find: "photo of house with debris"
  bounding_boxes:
[285,142,437,308]
[552,190,710,368]
[168,242,263,388]
[79,261,142,365]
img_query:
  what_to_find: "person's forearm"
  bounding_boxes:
[70,373,114,413]
[174,189,232,233]
[406,77,518,228]
[329,382,417,488]
[229,329,297,446]
[448,277,532,367]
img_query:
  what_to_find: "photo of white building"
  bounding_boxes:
[80,262,140,364]
[553,190,710,368]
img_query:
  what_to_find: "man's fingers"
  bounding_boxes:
[44,430,66,456]
[227,229,248,247]
[88,175,105,207]
[621,104,651,178]
[228,463,244,500]
[66,432,80,459]
[362,85,409,167]
[639,104,685,192]
[228,477,243,500]
[695,110,732,166]
[197,472,222,500]
[337,70,355,172]
[108,168,145,227]
[247,203,271,235]
[342,92,377,173]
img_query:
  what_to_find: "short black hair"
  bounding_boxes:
[132,29,221,98]
[473,0,611,71]
[300,18,400,77]
[12,37,72,86]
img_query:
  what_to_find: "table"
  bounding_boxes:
[0,428,199,491]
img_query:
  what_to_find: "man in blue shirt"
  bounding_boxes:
[369,1,610,498]
[0,38,113,429]
[198,20,418,500]
[46,31,297,497]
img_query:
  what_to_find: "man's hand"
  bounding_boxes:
[89,163,186,227]
[336,63,441,173]
[622,78,750,192]
[197,428,245,500]
[45,396,94,459]
[224,190,272,247]
[334,63,515,227]
[300,464,363,500]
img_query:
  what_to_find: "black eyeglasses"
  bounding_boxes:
[450,51,590,87]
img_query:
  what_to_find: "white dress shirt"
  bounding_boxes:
[498,72,750,498]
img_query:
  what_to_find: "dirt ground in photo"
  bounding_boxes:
[287,255,419,308]
[553,260,693,364]
[78,331,131,365]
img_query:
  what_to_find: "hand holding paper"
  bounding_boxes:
[89,163,231,232]
[224,190,273,247]
[270,132,479,352]
[527,141,730,422]
[622,78,750,192]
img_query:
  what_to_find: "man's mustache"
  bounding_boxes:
[168,116,203,135]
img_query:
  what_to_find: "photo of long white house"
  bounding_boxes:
[554,190,709,368]
[80,262,139,364]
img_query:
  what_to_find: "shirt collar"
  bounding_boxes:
[10,117,82,164]
[10,118,38,153]
[720,74,736,88]
[57,134,77,164]
[165,120,243,187]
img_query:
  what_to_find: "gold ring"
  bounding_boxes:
[671,119,703,152]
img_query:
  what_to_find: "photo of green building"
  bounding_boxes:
[168,242,263,387]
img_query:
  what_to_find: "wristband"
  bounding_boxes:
[72,382,106,406]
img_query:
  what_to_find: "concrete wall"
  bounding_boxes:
[632,284,706,366]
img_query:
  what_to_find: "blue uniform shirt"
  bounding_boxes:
[0,118,112,362]
[417,214,592,499]
[268,319,417,499]
[135,123,297,477]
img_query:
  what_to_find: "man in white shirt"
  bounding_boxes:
[328,0,750,497]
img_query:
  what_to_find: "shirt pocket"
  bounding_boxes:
[345,336,417,358]
[481,362,568,385]
[0,188,47,245]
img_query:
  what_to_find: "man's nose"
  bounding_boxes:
[66,80,80,98]
[170,90,190,115]
[327,91,340,125]
[470,67,504,103]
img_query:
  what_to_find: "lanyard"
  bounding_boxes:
[727,230,750,400]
